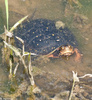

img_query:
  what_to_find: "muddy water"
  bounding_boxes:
[0,0,92,99]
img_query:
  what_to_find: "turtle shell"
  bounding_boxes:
[13,19,78,55]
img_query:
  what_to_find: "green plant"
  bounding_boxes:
[5,0,9,30]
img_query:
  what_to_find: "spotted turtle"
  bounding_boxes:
[13,19,81,61]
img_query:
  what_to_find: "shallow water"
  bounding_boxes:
[0,0,92,99]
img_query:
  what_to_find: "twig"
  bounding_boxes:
[28,53,35,86]
[13,62,19,76]
[3,41,28,73]
[69,71,79,100]
[69,71,92,100]
[79,74,92,78]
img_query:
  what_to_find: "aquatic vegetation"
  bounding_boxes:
[9,15,28,32]
[3,0,31,79]
[1,0,37,99]
[3,30,36,98]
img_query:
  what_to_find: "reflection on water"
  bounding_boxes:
[0,0,92,99]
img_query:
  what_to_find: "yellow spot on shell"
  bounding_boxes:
[33,32,34,34]
[52,34,54,36]
[36,35,38,37]
[46,27,48,29]
[37,44,39,46]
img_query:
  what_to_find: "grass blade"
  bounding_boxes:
[5,0,9,30]
[10,15,28,32]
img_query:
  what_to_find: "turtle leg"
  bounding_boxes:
[47,54,59,58]
[74,48,81,61]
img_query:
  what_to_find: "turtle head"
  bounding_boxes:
[59,45,74,56]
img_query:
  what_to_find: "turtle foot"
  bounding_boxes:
[74,48,82,62]
[47,54,59,58]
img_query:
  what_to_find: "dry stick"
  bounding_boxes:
[15,36,35,85]
[28,53,35,86]
[4,35,35,84]
[4,26,7,48]
[9,57,13,78]
[15,36,28,73]
[69,79,75,100]
[69,71,79,100]
[8,37,13,78]
[4,26,14,78]
[45,47,59,57]
[13,56,27,76]
[69,71,92,100]
[3,41,28,73]
[79,74,92,78]
[19,55,28,73]
[15,36,24,55]
[13,62,19,76]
